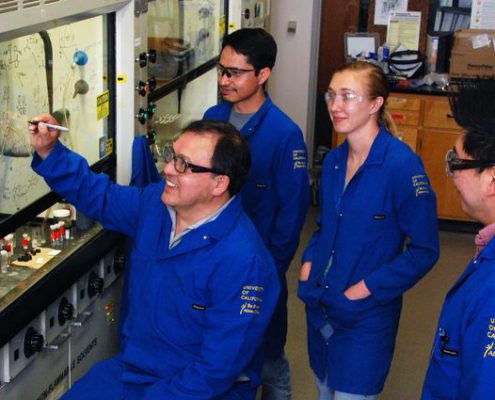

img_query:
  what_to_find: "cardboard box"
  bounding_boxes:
[450,29,495,78]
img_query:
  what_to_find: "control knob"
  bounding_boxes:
[136,108,148,125]
[148,49,157,64]
[114,251,126,275]
[24,327,44,358]
[136,80,147,96]
[88,271,104,298]
[58,297,74,325]
[147,77,157,93]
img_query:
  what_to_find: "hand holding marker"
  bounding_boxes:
[28,120,69,132]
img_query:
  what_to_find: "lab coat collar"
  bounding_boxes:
[216,93,273,138]
[476,234,495,262]
[239,93,273,138]
[335,126,390,167]
[448,235,495,294]
[362,126,391,166]
[160,195,243,259]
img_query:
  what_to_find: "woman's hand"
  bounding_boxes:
[344,279,371,300]
[299,261,312,281]
[29,114,61,159]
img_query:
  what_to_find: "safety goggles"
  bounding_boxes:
[445,148,495,177]
[162,145,224,175]
[324,90,373,105]
[216,63,257,79]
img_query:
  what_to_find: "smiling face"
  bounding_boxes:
[327,70,383,137]
[218,46,270,113]
[161,131,228,223]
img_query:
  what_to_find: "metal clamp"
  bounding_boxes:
[70,311,93,327]
[45,331,71,351]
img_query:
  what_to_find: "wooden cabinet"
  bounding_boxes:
[388,93,420,152]
[332,92,471,221]
[419,95,469,221]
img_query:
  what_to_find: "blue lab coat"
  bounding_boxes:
[422,237,495,399]
[298,128,439,395]
[32,142,280,400]
[204,95,310,358]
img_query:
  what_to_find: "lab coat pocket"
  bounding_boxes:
[155,289,207,346]
[297,279,324,309]
[428,328,461,397]
[332,292,375,326]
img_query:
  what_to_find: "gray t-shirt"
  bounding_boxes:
[229,109,254,131]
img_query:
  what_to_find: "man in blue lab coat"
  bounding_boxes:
[204,28,310,400]
[422,79,495,399]
[29,117,280,400]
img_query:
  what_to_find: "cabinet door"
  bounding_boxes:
[388,95,421,111]
[420,129,471,221]
[389,109,420,126]
[423,98,460,130]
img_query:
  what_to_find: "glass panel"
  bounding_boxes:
[0,15,110,219]
[148,0,222,84]
[149,68,218,171]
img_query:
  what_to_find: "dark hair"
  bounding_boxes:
[181,120,251,196]
[222,28,277,71]
[449,78,495,167]
[333,61,397,135]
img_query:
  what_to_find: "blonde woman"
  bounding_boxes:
[298,61,439,400]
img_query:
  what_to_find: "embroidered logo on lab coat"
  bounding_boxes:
[484,317,495,359]
[240,285,264,315]
[293,149,307,169]
[411,174,430,196]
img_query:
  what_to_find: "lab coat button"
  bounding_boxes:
[339,213,343,217]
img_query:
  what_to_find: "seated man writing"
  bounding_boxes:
[29,116,280,400]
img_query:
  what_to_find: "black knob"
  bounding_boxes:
[148,49,157,64]
[58,297,74,325]
[147,77,157,93]
[147,131,157,146]
[136,52,147,68]
[136,80,147,96]
[88,271,104,298]
[147,102,157,119]
[24,327,44,358]
[114,252,126,274]
[136,108,148,125]
[243,8,250,19]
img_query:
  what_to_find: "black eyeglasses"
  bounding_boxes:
[216,62,257,79]
[162,145,224,175]
[445,148,495,177]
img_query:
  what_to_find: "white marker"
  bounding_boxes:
[28,120,69,132]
